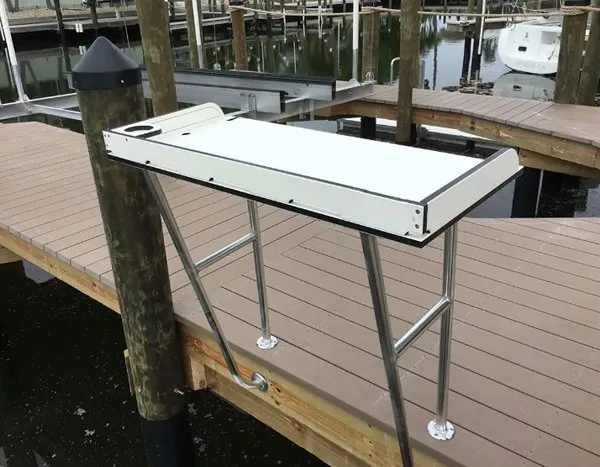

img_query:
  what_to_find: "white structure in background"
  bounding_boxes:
[498,17,589,75]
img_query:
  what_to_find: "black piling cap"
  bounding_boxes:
[72,36,141,91]
[362,0,382,6]
[230,0,246,5]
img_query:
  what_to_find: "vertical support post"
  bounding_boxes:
[360,116,376,140]
[427,224,457,441]
[247,200,277,350]
[136,0,178,116]
[361,0,380,82]
[266,0,273,35]
[554,0,590,104]
[360,233,414,467]
[89,0,100,37]
[0,0,26,102]
[184,0,200,68]
[53,0,66,43]
[460,31,472,84]
[72,37,195,467]
[396,0,419,145]
[470,0,483,82]
[231,0,247,70]
[351,0,359,81]
[192,0,204,68]
[511,166,541,218]
[577,0,600,105]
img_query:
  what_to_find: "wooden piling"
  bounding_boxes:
[231,0,248,70]
[470,0,483,82]
[554,0,590,104]
[361,0,381,82]
[577,0,600,105]
[89,0,99,37]
[510,167,541,218]
[53,0,66,43]
[136,0,178,115]
[72,37,195,467]
[396,0,420,145]
[184,0,201,68]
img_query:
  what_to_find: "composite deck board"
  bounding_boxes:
[359,86,600,150]
[1,122,600,466]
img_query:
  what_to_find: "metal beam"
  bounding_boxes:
[0,93,79,121]
[143,67,336,101]
[252,81,375,122]
[141,81,286,114]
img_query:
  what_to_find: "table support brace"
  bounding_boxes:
[360,233,414,467]
[428,223,458,440]
[144,171,270,392]
[360,224,458,466]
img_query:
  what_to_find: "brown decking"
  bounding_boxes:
[326,85,600,178]
[363,86,600,149]
[2,122,600,466]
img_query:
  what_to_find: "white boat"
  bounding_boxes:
[498,17,564,75]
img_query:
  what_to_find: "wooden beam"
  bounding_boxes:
[0,227,445,467]
[0,229,117,311]
[0,245,21,265]
[518,149,600,179]
[180,330,447,467]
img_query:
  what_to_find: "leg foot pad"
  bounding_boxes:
[427,420,455,441]
[257,335,278,350]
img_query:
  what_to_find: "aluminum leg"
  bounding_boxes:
[247,200,278,350]
[360,233,414,467]
[144,172,268,392]
[427,224,458,440]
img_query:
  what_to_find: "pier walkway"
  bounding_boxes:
[324,85,600,179]
[2,122,600,466]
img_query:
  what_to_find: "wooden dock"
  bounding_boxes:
[323,85,600,179]
[2,121,600,466]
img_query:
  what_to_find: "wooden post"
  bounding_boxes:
[395,0,420,145]
[72,37,195,467]
[361,0,380,82]
[53,0,66,43]
[577,0,600,105]
[136,0,178,116]
[554,0,590,104]
[89,0,100,37]
[266,0,273,35]
[184,0,200,68]
[231,0,247,70]
[470,0,483,82]
[510,167,541,218]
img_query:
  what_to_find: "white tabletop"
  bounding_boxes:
[105,104,522,245]
[159,117,480,204]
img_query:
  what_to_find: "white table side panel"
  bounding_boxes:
[425,150,521,234]
[153,117,481,203]
[104,134,426,238]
